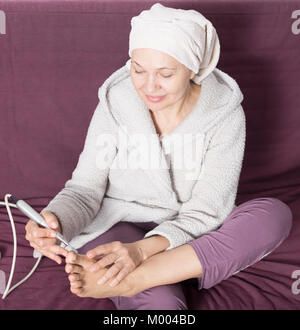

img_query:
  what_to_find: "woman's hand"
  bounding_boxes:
[85,241,145,287]
[25,210,68,264]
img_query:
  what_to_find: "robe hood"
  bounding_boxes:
[95,63,244,204]
[98,62,244,138]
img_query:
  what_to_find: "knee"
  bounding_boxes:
[258,197,293,240]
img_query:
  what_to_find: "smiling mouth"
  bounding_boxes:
[146,95,166,102]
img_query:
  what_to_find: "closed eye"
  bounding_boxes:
[134,70,173,78]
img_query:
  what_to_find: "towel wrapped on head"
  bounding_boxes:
[126,2,220,84]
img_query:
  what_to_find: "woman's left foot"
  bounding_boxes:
[65,252,132,298]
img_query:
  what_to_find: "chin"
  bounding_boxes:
[146,104,165,113]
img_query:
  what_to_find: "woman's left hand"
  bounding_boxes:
[85,241,144,287]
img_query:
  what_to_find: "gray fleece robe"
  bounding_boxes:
[42,64,246,251]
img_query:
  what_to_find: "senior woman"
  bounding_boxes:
[25,3,293,310]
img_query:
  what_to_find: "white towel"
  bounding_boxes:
[126,2,220,84]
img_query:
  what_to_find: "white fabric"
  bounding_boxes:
[125,2,220,84]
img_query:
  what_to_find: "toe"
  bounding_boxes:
[71,287,85,298]
[66,251,77,264]
[70,286,81,295]
[66,252,95,270]
[68,273,80,283]
[75,253,96,269]
[65,263,83,274]
[71,280,82,289]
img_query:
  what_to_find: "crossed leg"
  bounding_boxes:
[64,197,293,309]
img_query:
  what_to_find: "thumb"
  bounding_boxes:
[41,210,59,230]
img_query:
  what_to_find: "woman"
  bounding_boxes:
[25,3,293,310]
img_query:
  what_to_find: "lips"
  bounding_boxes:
[146,95,166,103]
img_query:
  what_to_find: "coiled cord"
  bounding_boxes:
[0,193,43,299]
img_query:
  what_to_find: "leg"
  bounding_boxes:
[123,197,293,296]
[67,221,188,310]
[65,222,153,299]
[110,283,187,310]
[124,243,203,297]
[187,197,293,289]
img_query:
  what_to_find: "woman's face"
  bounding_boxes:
[130,48,195,113]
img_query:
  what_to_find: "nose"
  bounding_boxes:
[144,75,160,94]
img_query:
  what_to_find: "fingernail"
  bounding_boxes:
[90,265,97,272]
[97,277,105,285]
[51,222,57,228]
[110,281,117,287]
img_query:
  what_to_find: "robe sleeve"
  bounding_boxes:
[41,101,118,242]
[143,105,246,250]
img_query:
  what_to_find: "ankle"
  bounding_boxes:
[122,266,146,298]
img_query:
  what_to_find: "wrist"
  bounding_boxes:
[135,235,170,261]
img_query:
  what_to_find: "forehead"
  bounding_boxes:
[131,48,180,69]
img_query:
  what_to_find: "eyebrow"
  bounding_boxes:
[133,60,177,71]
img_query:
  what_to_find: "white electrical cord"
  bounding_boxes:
[0,193,43,299]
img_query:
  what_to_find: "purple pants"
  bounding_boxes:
[78,197,293,310]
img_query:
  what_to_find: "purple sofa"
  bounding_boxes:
[0,0,300,310]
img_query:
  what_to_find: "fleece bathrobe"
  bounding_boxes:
[42,64,246,251]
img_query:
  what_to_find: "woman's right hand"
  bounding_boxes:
[25,210,68,264]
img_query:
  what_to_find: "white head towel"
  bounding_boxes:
[125,2,221,84]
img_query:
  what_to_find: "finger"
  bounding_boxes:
[25,220,39,239]
[35,237,57,248]
[26,218,55,239]
[31,226,56,240]
[29,241,43,254]
[30,242,62,264]
[86,241,121,258]
[109,267,132,287]
[31,240,67,264]
[25,219,38,231]
[97,263,123,285]
[89,253,118,272]
[40,210,61,231]
[48,244,69,258]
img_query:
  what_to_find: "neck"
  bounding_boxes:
[152,82,196,124]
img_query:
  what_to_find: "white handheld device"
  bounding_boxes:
[9,195,77,253]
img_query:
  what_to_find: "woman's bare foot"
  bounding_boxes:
[65,252,133,298]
